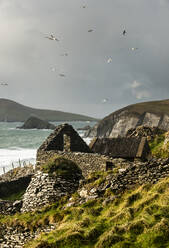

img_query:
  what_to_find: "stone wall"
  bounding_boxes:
[0,223,56,248]
[77,158,169,203]
[0,200,22,215]
[37,150,117,178]
[21,169,82,213]
[0,175,32,199]
[89,137,151,159]
[38,123,91,153]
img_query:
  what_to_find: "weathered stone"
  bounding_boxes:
[89,137,151,160]
[17,116,55,130]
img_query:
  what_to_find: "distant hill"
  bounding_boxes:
[85,99,169,138]
[0,99,98,122]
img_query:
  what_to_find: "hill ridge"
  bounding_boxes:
[85,99,169,138]
[0,98,98,122]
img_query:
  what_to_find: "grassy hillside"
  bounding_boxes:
[112,99,169,117]
[101,99,169,124]
[0,99,98,122]
[1,173,169,248]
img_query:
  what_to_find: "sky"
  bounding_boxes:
[0,0,169,118]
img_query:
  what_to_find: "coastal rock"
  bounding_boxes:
[18,116,55,130]
[84,99,169,138]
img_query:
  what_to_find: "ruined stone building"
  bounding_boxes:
[37,123,151,177]
[89,137,151,160]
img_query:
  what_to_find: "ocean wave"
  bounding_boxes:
[0,148,36,167]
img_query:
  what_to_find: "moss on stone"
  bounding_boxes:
[40,156,82,179]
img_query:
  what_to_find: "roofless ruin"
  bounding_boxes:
[37,123,151,176]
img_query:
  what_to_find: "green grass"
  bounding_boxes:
[149,133,169,158]
[0,173,169,248]
[40,156,82,179]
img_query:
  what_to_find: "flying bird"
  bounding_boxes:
[59,73,66,77]
[88,29,94,32]
[60,53,68,56]
[45,34,59,41]
[130,47,139,51]
[51,67,56,72]
[122,30,126,36]
[102,98,109,103]
[107,58,112,63]
[82,5,86,8]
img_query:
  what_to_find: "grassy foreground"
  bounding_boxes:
[1,174,169,248]
[149,133,169,158]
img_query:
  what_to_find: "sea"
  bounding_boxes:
[0,121,96,175]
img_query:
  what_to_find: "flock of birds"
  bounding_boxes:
[0,82,8,86]
[1,4,139,105]
[42,26,138,104]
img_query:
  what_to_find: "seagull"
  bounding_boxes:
[45,34,59,41]
[123,30,126,36]
[102,98,109,103]
[60,53,68,56]
[59,73,66,77]
[0,82,8,86]
[51,67,56,72]
[107,57,112,63]
[88,29,94,32]
[130,47,139,51]
[82,5,86,8]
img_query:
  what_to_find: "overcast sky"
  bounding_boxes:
[0,0,169,118]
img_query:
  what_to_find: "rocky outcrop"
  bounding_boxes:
[18,116,55,130]
[126,126,165,141]
[85,99,169,138]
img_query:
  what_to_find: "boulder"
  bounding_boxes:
[18,116,55,130]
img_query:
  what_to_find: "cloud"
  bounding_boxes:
[129,80,151,100]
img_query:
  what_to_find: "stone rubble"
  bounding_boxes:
[76,158,169,203]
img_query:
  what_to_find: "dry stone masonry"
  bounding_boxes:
[37,150,117,178]
[21,169,82,212]
[89,137,151,160]
[37,123,151,177]
[76,158,169,204]
[38,123,91,153]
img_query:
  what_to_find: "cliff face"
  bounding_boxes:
[85,99,169,138]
